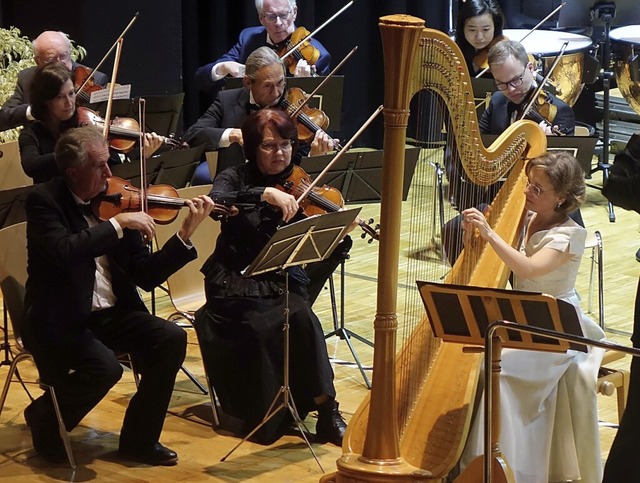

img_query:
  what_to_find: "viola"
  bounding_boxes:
[76,106,187,152]
[521,90,567,136]
[74,66,104,104]
[472,34,509,72]
[91,176,237,224]
[277,165,379,242]
[281,87,342,149]
[276,26,321,75]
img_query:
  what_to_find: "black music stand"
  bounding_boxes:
[220,208,360,472]
[152,144,206,188]
[417,281,587,482]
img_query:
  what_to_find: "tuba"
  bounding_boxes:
[322,15,546,482]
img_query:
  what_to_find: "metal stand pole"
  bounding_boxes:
[1,302,14,368]
[324,260,373,389]
[221,272,324,472]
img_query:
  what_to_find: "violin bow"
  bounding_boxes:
[102,37,124,140]
[519,41,568,122]
[295,105,383,204]
[76,12,139,96]
[138,98,149,215]
[288,46,358,119]
[475,2,566,79]
[279,0,355,64]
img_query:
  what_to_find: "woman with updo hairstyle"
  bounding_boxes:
[459,151,605,482]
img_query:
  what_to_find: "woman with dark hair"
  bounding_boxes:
[19,62,162,183]
[460,152,605,482]
[456,0,506,77]
[195,108,348,446]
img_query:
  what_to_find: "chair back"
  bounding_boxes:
[154,185,221,313]
[0,141,32,190]
[0,222,28,344]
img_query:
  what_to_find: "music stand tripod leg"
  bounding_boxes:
[220,272,324,472]
[324,260,373,389]
[1,302,13,367]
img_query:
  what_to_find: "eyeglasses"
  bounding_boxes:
[40,52,72,64]
[260,140,294,152]
[494,65,527,91]
[260,10,292,23]
[525,179,553,197]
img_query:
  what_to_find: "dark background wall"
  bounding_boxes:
[0,1,450,147]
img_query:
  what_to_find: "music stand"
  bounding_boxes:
[220,208,361,472]
[417,281,587,482]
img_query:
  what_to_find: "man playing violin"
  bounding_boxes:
[195,108,348,446]
[195,0,331,96]
[0,30,108,132]
[184,46,337,184]
[21,125,215,465]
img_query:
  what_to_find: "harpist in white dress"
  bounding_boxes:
[458,152,605,483]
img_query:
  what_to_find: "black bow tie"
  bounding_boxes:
[78,203,94,218]
[248,102,261,112]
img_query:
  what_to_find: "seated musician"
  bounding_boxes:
[0,30,107,132]
[195,0,331,96]
[443,39,579,264]
[459,152,605,483]
[183,46,337,185]
[194,108,349,446]
[19,63,163,183]
[22,125,215,465]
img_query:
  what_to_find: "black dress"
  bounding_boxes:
[194,161,339,444]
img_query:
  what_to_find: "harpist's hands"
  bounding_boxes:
[262,187,299,222]
[461,207,492,240]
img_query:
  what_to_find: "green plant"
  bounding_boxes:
[0,27,86,143]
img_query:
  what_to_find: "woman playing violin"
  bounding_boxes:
[19,63,164,184]
[195,108,349,446]
[456,0,506,78]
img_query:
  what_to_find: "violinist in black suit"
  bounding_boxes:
[0,31,107,132]
[183,46,336,184]
[22,126,215,465]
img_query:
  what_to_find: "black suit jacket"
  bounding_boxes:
[479,89,575,136]
[0,63,108,132]
[22,177,196,353]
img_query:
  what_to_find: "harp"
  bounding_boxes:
[321,15,547,482]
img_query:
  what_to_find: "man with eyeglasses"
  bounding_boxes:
[184,46,337,185]
[0,31,108,132]
[479,39,575,136]
[195,0,331,96]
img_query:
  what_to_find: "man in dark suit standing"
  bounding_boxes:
[195,0,331,96]
[22,126,214,465]
[184,46,336,183]
[0,31,108,132]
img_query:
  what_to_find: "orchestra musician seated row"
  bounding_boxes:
[194,108,350,446]
[18,62,164,184]
[0,31,107,133]
[184,46,337,186]
[195,0,331,96]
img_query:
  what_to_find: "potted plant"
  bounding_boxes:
[0,26,86,143]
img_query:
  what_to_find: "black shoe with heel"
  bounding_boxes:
[315,399,347,446]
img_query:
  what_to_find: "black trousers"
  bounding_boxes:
[29,306,187,449]
[602,277,640,482]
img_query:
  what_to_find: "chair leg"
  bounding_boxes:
[44,384,76,470]
[0,352,34,416]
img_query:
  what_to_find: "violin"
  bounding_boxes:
[74,66,103,104]
[276,26,320,75]
[76,106,187,152]
[472,34,508,72]
[91,176,237,224]
[277,165,379,242]
[521,90,567,136]
[281,87,342,148]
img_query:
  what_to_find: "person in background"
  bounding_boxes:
[195,0,331,96]
[0,30,107,132]
[22,125,216,465]
[194,108,349,446]
[460,151,604,483]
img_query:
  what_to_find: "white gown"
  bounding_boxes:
[461,217,606,483]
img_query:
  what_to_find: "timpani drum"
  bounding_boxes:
[504,29,594,106]
[610,25,640,117]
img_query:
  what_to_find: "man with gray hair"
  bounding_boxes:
[184,46,336,183]
[195,0,331,95]
[0,31,108,132]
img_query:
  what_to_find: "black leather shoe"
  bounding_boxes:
[119,442,178,466]
[315,400,347,446]
[24,403,68,464]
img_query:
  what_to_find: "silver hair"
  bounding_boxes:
[245,46,284,79]
[255,0,296,15]
[32,31,71,56]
